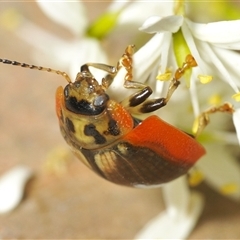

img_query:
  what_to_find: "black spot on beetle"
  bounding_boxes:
[65,96,105,115]
[84,124,106,144]
[107,119,120,136]
[65,117,75,133]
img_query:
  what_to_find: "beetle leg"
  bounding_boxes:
[120,86,153,109]
[118,44,148,89]
[193,103,234,138]
[81,63,118,75]
[122,55,198,114]
[149,54,197,109]
[80,63,118,89]
[79,45,133,87]
[80,45,148,89]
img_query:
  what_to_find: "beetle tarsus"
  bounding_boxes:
[193,102,234,138]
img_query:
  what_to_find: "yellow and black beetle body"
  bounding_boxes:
[55,46,205,187]
[7,45,235,187]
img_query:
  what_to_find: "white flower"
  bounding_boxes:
[16,1,108,80]
[2,1,182,81]
[9,1,168,81]
[111,1,240,239]
[135,1,240,197]
[135,177,204,240]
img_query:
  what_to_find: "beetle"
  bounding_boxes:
[0,45,233,188]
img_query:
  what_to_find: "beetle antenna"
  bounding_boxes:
[0,58,72,83]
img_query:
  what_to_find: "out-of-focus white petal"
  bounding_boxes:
[33,37,108,81]
[67,38,108,80]
[233,108,240,145]
[135,177,204,239]
[140,15,183,33]
[118,2,174,27]
[15,19,107,81]
[36,1,88,36]
[107,0,131,12]
[186,19,240,49]
[15,20,67,62]
[197,144,240,200]
[0,166,33,214]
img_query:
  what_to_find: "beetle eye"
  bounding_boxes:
[94,94,109,107]
[64,85,69,98]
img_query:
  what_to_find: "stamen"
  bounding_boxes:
[156,71,172,81]
[220,183,239,195]
[188,169,204,187]
[198,75,213,84]
[208,94,222,105]
[232,92,240,102]
[192,117,201,135]
[0,8,23,30]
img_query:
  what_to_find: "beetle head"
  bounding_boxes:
[64,71,109,116]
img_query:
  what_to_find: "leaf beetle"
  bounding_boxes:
[0,45,233,188]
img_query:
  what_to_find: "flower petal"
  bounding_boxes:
[67,38,108,80]
[233,108,240,145]
[32,37,107,81]
[15,19,107,81]
[118,1,174,27]
[108,34,165,101]
[134,34,166,83]
[191,38,240,93]
[212,41,240,50]
[36,1,88,36]
[210,46,240,88]
[135,177,204,239]
[186,19,240,49]
[140,15,183,33]
[197,144,240,200]
[181,21,212,77]
[107,0,131,12]
[0,166,33,214]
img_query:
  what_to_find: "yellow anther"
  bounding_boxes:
[220,183,239,195]
[156,72,172,81]
[208,94,222,105]
[192,117,199,135]
[198,74,213,84]
[0,8,23,30]
[232,92,240,102]
[188,170,204,187]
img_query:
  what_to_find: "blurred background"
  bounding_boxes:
[0,1,239,238]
